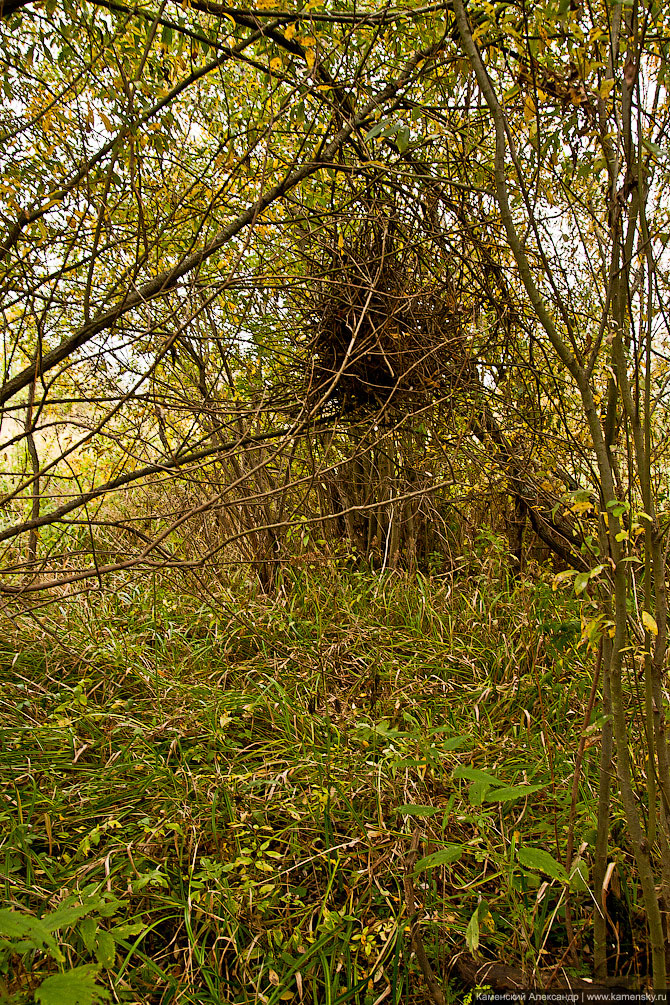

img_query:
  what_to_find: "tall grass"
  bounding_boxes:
[0,562,637,1003]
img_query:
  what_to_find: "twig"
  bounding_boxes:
[562,640,602,963]
[403,828,447,1005]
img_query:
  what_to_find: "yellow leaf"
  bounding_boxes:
[304,48,316,71]
[523,94,536,122]
[600,78,615,100]
[270,56,282,72]
[642,611,658,636]
[285,23,296,41]
[552,569,577,592]
[338,232,344,250]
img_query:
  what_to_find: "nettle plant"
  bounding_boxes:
[0,887,144,1004]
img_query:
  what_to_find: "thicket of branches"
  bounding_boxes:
[4,0,670,986]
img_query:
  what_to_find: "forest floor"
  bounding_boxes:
[0,567,639,1004]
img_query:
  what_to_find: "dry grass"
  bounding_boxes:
[0,565,640,1003]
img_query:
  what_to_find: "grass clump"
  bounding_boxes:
[0,566,634,1003]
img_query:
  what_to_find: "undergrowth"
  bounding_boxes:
[0,564,639,1003]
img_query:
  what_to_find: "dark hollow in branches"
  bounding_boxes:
[298,210,469,416]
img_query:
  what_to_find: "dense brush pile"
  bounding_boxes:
[299,213,471,414]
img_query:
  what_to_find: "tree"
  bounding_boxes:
[450,0,670,983]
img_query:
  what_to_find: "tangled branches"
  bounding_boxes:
[295,211,470,417]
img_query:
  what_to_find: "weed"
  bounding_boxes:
[0,569,637,1002]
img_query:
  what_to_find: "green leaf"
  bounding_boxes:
[574,571,590,595]
[440,735,472,750]
[0,910,63,962]
[414,845,464,872]
[365,117,392,140]
[94,930,116,968]
[0,909,45,941]
[517,846,568,882]
[606,498,629,516]
[35,965,109,1005]
[467,780,492,806]
[79,918,98,954]
[396,126,410,153]
[109,920,147,940]
[465,908,480,953]
[79,919,116,968]
[641,137,664,156]
[483,783,546,802]
[394,804,441,817]
[569,858,590,893]
[453,766,502,786]
[45,895,117,932]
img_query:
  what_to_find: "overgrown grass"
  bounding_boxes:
[0,564,641,1003]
